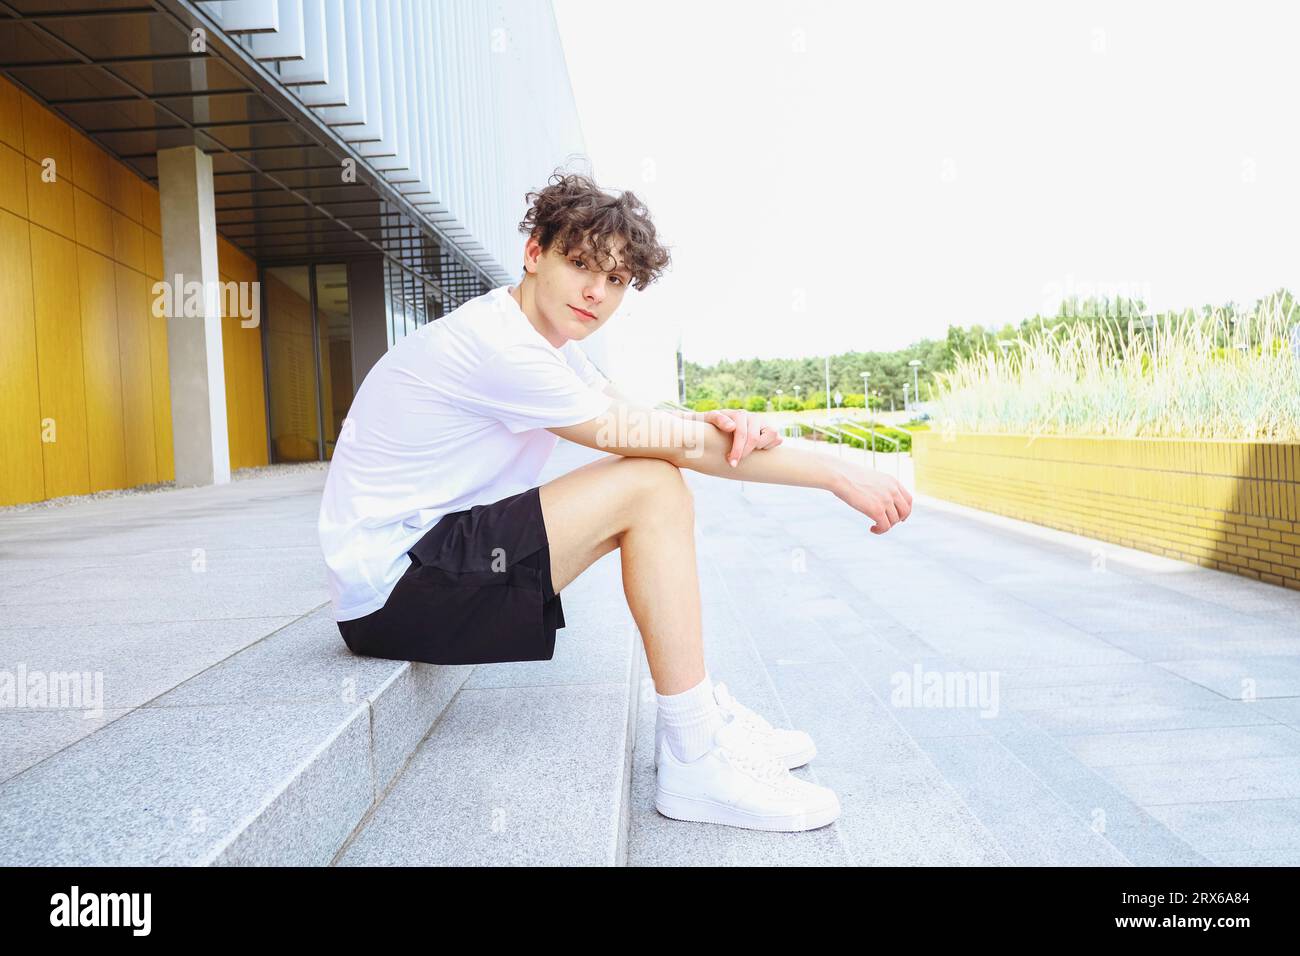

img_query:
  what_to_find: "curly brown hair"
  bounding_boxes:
[517,170,671,291]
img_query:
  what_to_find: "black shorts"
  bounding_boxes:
[336,486,565,665]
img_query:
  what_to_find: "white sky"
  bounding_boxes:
[551,0,1300,367]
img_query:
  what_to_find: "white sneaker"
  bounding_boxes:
[654,713,841,832]
[653,681,817,770]
[713,681,817,769]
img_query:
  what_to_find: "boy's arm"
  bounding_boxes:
[547,400,914,533]
[603,380,699,421]
[549,400,831,490]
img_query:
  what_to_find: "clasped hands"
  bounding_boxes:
[696,409,783,467]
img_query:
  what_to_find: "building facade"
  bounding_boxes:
[0,0,597,506]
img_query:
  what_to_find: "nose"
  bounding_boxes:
[583,274,607,307]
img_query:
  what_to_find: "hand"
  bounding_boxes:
[831,462,914,534]
[699,408,783,467]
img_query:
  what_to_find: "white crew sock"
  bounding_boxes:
[655,671,725,764]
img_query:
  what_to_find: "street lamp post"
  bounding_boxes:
[908,359,921,416]
[824,356,831,419]
[860,372,877,469]
[872,390,880,466]
[903,382,910,413]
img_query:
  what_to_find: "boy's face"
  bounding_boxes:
[520,233,632,344]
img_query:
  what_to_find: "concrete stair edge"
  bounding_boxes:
[0,609,474,866]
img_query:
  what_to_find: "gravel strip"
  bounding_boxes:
[0,461,330,514]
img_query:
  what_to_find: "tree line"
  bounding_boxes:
[682,288,1296,411]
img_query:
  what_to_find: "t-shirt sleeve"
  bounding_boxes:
[562,342,610,390]
[454,343,614,434]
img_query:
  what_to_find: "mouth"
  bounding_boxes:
[568,304,598,322]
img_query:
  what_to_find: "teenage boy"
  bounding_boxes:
[318,171,913,833]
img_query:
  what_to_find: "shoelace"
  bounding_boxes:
[731,709,775,737]
[721,745,797,789]
[722,705,781,749]
[716,685,776,735]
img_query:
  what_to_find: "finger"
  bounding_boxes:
[869,504,892,533]
[885,502,900,527]
[738,419,759,458]
[894,483,913,514]
[729,416,749,465]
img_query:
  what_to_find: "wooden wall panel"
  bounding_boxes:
[69,129,111,197]
[77,246,127,492]
[317,307,334,456]
[24,157,75,241]
[18,89,71,177]
[0,142,27,217]
[108,156,142,221]
[28,223,89,499]
[140,176,161,234]
[142,228,162,278]
[0,209,42,505]
[218,236,267,470]
[0,74,277,502]
[220,270,245,471]
[264,271,319,462]
[0,79,22,151]
[327,336,352,460]
[73,187,114,258]
[111,210,144,272]
[114,263,156,487]
[146,255,173,484]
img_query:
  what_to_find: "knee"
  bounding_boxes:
[620,456,693,507]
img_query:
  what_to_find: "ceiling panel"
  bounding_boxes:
[0,0,501,296]
[34,12,191,61]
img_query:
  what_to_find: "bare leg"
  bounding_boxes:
[537,454,704,694]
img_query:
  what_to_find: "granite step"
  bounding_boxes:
[0,603,470,865]
[332,548,644,865]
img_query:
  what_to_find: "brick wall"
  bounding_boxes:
[912,432,1300,591]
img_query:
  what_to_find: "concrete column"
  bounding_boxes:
[157,145,230,488]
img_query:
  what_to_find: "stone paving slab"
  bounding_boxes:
[643,439,1300,864]
[4,435,1299,865]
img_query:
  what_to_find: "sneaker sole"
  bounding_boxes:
[654,787,840,832]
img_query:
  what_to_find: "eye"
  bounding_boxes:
[570,258,587,269]
[610,275,624,286]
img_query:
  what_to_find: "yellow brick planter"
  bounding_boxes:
[912,432,1300,591]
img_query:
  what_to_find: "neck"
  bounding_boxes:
[510,279,565,348]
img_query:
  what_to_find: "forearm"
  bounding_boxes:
[668,418,840,492]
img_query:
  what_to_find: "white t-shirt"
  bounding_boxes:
[317,284,614,622]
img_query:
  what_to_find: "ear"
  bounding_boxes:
[523,235,543,275]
